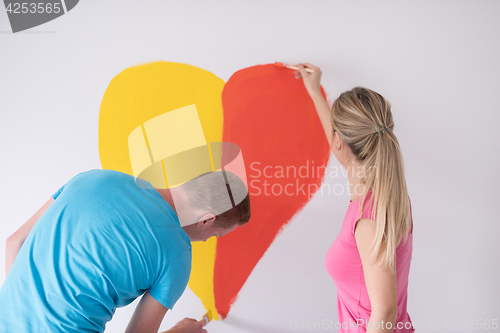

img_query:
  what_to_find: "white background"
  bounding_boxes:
[1,1,499,332]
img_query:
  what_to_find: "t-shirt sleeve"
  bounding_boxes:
[148,250,192,310]
[352,194,377,236]
[52,184,66,200]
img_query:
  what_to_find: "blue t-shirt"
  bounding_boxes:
[0,169,192,333]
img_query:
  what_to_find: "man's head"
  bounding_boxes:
[176,170,251,242]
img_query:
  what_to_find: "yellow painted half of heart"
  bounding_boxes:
[98,61,223,320]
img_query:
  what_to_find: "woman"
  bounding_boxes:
[296,63,415,333]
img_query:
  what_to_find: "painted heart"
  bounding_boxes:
[98,61,330,321]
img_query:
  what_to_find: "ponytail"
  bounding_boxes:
[332,87,412,271]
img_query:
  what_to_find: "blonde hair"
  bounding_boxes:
[332,87,412,271]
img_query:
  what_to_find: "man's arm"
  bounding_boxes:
[125,291,207,333]
[125,291,168,333]
[5,197,54,276]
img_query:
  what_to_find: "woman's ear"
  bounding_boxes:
[332,130,341,151]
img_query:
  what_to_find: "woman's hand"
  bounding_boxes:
[295,63,323,99]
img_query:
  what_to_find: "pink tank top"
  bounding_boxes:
[325,191,415,332]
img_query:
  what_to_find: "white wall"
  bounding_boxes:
[1,1,499,332]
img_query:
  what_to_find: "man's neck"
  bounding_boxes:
[154,188,177,214]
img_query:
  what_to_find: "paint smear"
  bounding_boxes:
[98,61,223,320]
[215,64,331,318]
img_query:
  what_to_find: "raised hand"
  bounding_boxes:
[295,63,323,98]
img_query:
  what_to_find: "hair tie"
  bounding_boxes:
[374,123,392,135]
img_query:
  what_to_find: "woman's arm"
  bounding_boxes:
[5,197,54,276]
[296,63,334,146]
[354,218,398,333]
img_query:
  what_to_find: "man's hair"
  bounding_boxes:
[180,170,251,228]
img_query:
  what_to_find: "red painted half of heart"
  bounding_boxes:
[215,64,331,318]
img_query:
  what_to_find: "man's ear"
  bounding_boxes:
[197,213,216,227]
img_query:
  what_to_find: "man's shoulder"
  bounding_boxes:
[86,169,129,178]
[67,168,125,182]
[72,169,135,186]
[165,224,192,253]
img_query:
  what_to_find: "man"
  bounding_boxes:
[0,168,251,333]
